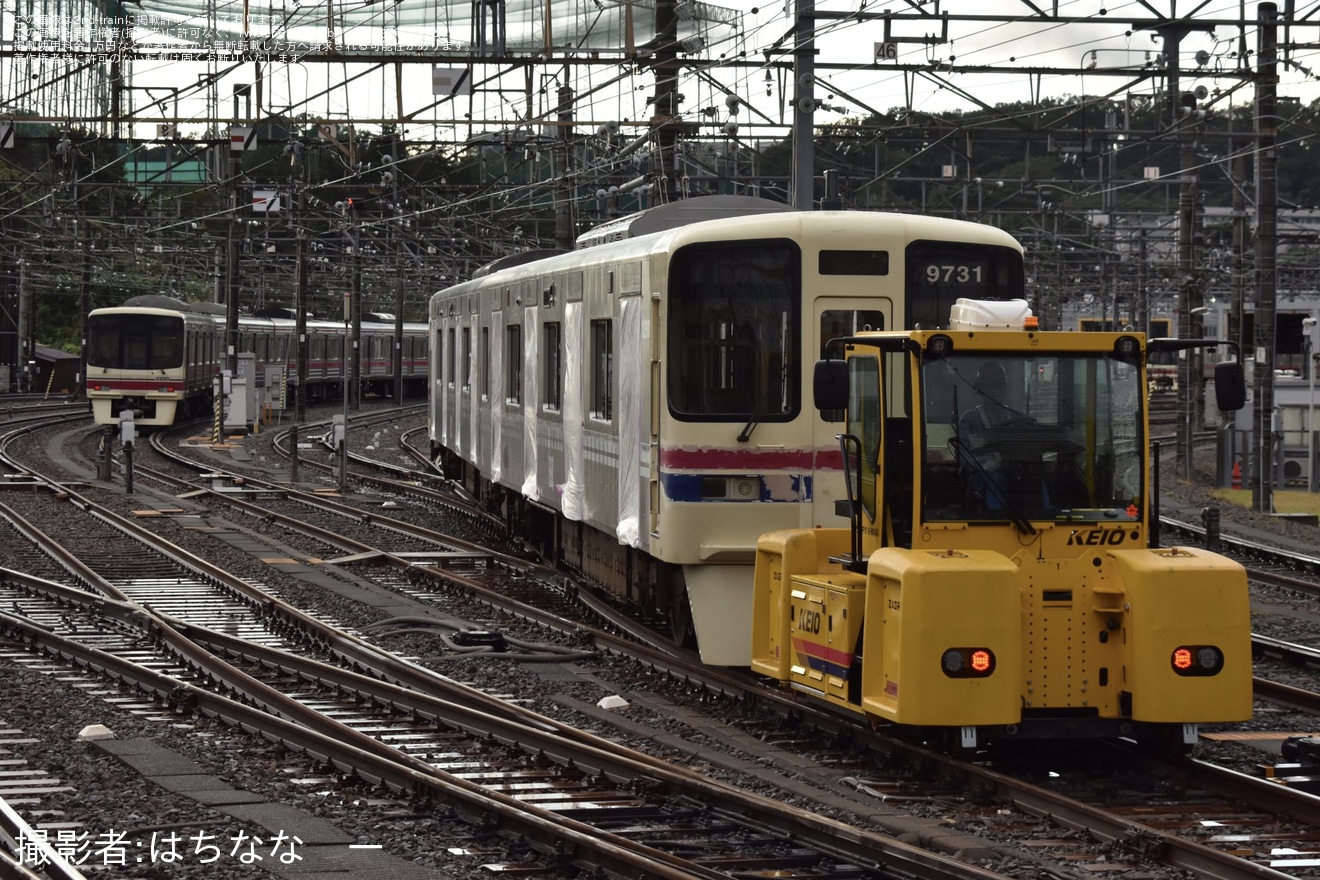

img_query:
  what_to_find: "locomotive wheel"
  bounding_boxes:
[670,590,698,651]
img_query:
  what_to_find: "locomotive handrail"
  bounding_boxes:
[831,432,868,573]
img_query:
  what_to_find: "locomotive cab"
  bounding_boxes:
[750,299,1253,752]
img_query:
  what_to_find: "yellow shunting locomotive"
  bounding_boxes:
[750,298,1253,752]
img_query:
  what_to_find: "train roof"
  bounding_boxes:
[92,297,423,329]
[434,204,1024,305]
[574,195,794,249]
[121,294,228,315]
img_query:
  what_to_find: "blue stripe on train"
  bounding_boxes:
[659,473,813,502]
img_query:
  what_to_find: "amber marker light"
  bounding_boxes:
[1171,645,1224,676]
[941,648,995,678]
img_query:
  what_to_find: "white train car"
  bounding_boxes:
[429,196,1025,664]
[87,295,428,427]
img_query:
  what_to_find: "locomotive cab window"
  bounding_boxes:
[847,355,882,523]
[667,240,800,422]
[820,309,885,422]
[920,351,1145,523]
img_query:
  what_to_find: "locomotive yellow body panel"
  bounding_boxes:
[859,548,1021,726]
[1107,547,1254,722]
[751,528,854,680]
[749,305,1253,748]
[783,571,868,704]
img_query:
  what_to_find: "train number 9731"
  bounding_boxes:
[923,263,986,284]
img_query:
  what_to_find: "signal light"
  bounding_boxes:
[926,334,953,358]
[941,647,995,678]
[1171,645,1224,677]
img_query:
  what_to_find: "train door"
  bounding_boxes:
[813,299,888,528]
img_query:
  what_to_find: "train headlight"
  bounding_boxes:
[941,647,995,678]
[1171,645,1224,676]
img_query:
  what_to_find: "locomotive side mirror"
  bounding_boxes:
[1215,361,1246,412]
[813,360,848,413]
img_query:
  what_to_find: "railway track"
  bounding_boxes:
[7,407,1320,879]
[0,414,1008,878]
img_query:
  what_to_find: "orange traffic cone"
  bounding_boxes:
[1231,459,1242,489]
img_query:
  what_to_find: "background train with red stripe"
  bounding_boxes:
[87,295,427,428]
[427,195,1025,665]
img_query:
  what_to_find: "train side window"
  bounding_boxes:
[447,327,456,387]
[506,325,523,405]
[434,329,444,383]
[152,330,180,370]
[461,327,471,390]
[544,322,562,411]
[481,326,490,400]
[591,319,613,421]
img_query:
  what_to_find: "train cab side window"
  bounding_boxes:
[544,322,562,411]
[590,319,613,421]
[506,325,523,405]
[667,240,800,421]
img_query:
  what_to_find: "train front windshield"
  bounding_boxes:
[87,313,185,371]
[666,241,800,422]
[920,352,1145,523]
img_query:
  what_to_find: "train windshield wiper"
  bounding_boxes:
[736,396,771,443]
